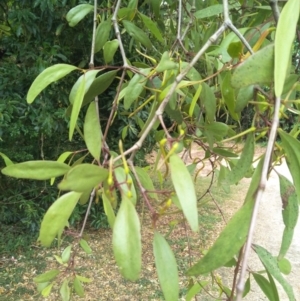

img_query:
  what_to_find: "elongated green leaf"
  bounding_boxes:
[0,152,13,166]
[33,269,60,283]
[84,102,102,160]
[27,64,77,104]
[1,161,70,180]
[169,154,198,232]
[252,273,277,301]
[254,244,296,301]
[266,270,280,301]
[189,84,202,117]
[73,277,84,297]
[37,282,50,293]
[156,52,178,73]
[60,279,70,301]
[102,192,115,229]
[231,44,274,89]
[103,39,119,64]
[227,133,254,184]
[235,85,254,113]
[124,69,150,110]
[75,275,92,283]
[50,151,73,185]
[279,227,294,260]
[122,20,152,49]
[139,13,163,42]
[213,147,239,158]
[79,239,92,254]
[58,164,108,192]
[82,70,118,106]
[41,283,53,297]
[195,4,223,19]
[95,19,111,53]
[153,232,179,301]
[186,281,208,301]
[38,191,81,247]
[62,246,72,263]
[278,129,300,204]
[134,166,158,201]
[274,0,300,97]
[113,197,141,281]
[66,4,93,27]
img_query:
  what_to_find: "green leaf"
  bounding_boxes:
[66,4,94,27]
[73,277,85,297]
[124,69,150,110]
[61,246,72,263]
[235,85,254,112]
[278,227,294,260]
[139,13,163,42]
[243,277,251,297]
[253,244,296,301]
[222,71,239,121]
[213,147,239,158]
[278,257,292,275]
[84,102,102,160]
[227,133,255,184]
[38,191,81,247]
[252,273,278,301]
[41,283,53,297]
[83,70,118,106]
[278,129,300,204]
[54,255,64,265]
[186,281,208,301]
[103,39,119,64]
[79,239,92,254]
[113,197,141,281]
[0,152,13,166]
[194,4,223,19]
[156,52,178,73]
[189,84,202,117]
[123,20,152,49]
[58,164,108,192]
[231,44,274,89]
[60,279,70,301]
[274,0,300,96]
[199,83,216,123]
[75,275,92,283]
[186,199,253,276]
[33,270,60,283]
[50,151,73,185]
[37,281,49,293]
[27,64,77,104]
[227,41,243,58]
[153,232,179,301]
[134,166,158,201]
[169,154,198,232]
[1,161,70,180]
[95,19,111,53]
[266,270,280,301]
[102,192,116,229]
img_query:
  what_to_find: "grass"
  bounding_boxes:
[0,171,248,301]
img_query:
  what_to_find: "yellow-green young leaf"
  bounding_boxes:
[253,244,296,301]
[50,151,73,185]
[27,64,78,104]
[82,70,118,107]
[66,4,93,27]
[153,232,179,301]
[227,41,243,58]
[38,192,81,247]
[54,255,64,265]
[103,39,119,64]
[139,13,163,42]
[37,282,49,293]
[58,164,108,192]
[60,279,70,301]
[41,283,53,297]
[134,166,158,201]
[102,193,116,229]
[1,161,70,180]
[252,273,278,301]
[277,258,292,275]
[124,69,150,110]
[95,19,111,53]
[231,44,274,89]
[122,20,152,49]
[113,198,141,281]
[61,246,72,263]
[84,102,102,160]
[274,0,300,97]
[73,277,84,297]
[189,84,202,117]
[235,85,254,113]
[79,239,92,254]
[222,71,239,121]
[169,154,198,232]
[0,152,13,166]
[34,270,60,283]
[278,129,300,204]
[227,133,255,184]
[114,167,137,205]
[75,275,92,283]
[69,75,85,141]
[199,82,216,123]
[156,52,178,73]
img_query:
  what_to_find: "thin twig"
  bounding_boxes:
[79,189,96,237]
[89,0,98,69]
[236,96,281,301]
